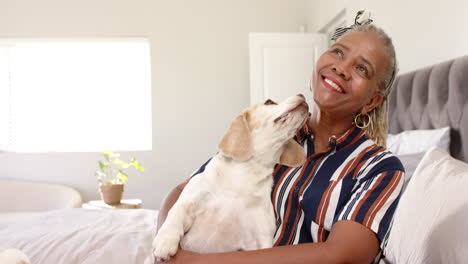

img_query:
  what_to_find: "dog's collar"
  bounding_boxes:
[294,124,311,143]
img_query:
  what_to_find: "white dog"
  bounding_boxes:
[152,94,309,261]
[0,249,31,264]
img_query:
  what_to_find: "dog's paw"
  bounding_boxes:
[152,228,181,261]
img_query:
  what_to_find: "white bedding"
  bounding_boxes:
[0,208,157,264]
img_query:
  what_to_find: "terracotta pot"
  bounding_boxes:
[99,184,124,205]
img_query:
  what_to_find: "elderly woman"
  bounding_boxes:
[156,11,403,264]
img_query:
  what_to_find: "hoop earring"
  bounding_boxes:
[354,113,372,129]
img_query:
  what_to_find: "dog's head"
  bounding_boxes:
[217,94,309,167]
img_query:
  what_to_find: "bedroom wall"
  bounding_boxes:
[304,0,468,74]
[0,0,309,209]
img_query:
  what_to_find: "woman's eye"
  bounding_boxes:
[264,99,277,105]
[356,65,368,74]
[331,48,343,57]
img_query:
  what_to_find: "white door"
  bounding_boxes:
[249,33,328,105]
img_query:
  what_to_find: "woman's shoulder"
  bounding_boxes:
[355,136,405,175]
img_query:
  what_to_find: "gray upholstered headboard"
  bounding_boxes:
[388,55,468,162]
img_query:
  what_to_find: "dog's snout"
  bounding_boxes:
[297,94,305,99]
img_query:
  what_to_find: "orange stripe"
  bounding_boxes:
[363,171,402,227]
[271,166,293,219]
[285,154,327,244]
[314,156,362,242]
[315,156,356,226]
[339,129,366,152]
[273,164,283,176]
[273,152,321,246]
[350,171,386,221]
[316,156,355,220]
[318,227,324,242]
[336,126,356,145]
[316,140,378,242]
[316,144,375,227]
[351,145,383,179]
[318,225,330,242]
[365,171,402,227]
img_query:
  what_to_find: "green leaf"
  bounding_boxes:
[103,150,112,161]
[104,150,121,161]
[118,170,128,184]
[98,161,109,172]
[131,158,145,171]
[112,158,127,166]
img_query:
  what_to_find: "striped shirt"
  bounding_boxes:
[192,125,404,262]
[272,125,404,262]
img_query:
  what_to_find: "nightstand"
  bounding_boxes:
[82,199,142,209]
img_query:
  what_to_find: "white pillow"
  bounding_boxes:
[397,152,425,193]
[384,148,468,263]
[387,127,450,155]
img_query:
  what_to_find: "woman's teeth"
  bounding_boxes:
[324,78,344,93]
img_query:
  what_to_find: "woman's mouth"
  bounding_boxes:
[322,76,345,94]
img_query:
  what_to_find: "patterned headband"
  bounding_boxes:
[331,10,373,41]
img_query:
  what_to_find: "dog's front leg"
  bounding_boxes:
[152,200,194,261]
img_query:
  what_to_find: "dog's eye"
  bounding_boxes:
[264,99,277,105]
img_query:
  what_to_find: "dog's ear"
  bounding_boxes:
[279,139,305,167]
[217,114,252,161]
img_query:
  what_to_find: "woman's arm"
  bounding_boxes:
[167,220,380,264]
[156,179,190,232]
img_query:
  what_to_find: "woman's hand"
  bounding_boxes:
[155,249,202,264]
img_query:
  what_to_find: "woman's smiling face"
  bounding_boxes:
[312,30,389,119]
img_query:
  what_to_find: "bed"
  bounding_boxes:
[1,55,468,264]
[0,209,157,263]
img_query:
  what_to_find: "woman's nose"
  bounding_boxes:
[332,63,350,80]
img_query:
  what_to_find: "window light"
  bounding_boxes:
[0,39,152,152]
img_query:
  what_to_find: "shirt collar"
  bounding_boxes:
[295,125,367,151]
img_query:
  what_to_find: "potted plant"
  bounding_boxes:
[95,150,145,205]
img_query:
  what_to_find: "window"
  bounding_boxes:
[0,39,152,152]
